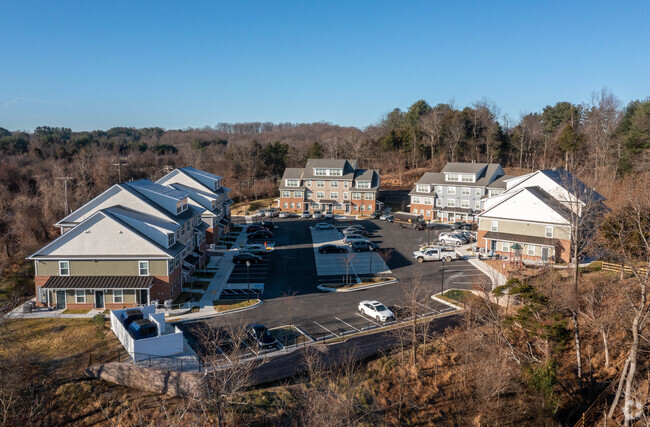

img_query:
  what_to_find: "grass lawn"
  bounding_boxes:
[213,298,259,312]
[0,263,35,305]
[173,292,203,305]
[326,277,396,290]
[440,289,468,305]
[231,197,277,215]
[579,261,603,273]
[270,326,310,346]
[62,308,91,314]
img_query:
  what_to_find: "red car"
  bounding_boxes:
[246,225,264,233]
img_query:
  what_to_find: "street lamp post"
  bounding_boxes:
[441,258,446,296]
[246,260,251,302]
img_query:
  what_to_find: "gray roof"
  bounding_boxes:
[178,166,223,181]
[281,168,305,180]
[442,162,491,174]
[525,186,574,222]
[413,164,504,188]
[483,231,560,248]
[540,169,605,202]
[43,275,154,289]
[486,174,513,189]
[126,179,190,201]
[302,159,357,179]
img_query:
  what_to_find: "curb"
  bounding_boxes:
[467,257,507,287]
[431,290,465,310]
[318,278,398,293]
[168,299,264,323]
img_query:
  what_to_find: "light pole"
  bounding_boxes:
[369,247,373,278]
[246,260,251,302]
[441,258,446,296]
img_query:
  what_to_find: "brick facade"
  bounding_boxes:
[409,203,436,219]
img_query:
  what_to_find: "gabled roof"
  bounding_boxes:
[126,179,190,201]
[506,168,604,203]
[281,168,305,180]
[442,162,490,174]
[30,210,181,260]
[177,166,223,181]
[302,159,358,179]
[487,174,513,189]
[477,186,573,224]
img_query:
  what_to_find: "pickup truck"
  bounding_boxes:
[412,246,458,263]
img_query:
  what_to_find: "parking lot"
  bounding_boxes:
[183,215,489,358]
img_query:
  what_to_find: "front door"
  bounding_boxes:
[56,291,66,309]
[95,291,104,309]
[541,247,549,262]
[139,289,149,305]
[490,240,497,251]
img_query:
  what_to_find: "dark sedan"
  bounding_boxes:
[246,324,279,350]
[246,225,264,233]
[248,230,272,240]
[233,253,263,264]
[318,244,348,254]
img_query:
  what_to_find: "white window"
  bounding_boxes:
[364,193,374,200]
[447,199,456,207]
[343,192,349,200]
[446,174,459,182]
[461,174,474,182]
[75,290,86,303]
[425,210,431,217]
[461,200,470,208]
[412,196,421,204]
[316,191,325,198]
[502,242,510,252]
[138,261,149,276]
[491,221,498,232]
[436,198,442,207]
[330,181,339,188]
[316,181,325,188]
[168,260,174,274]
[528,245,536,256]
[344,181,349,188]
[475,201,481,210]
[416,184,430,193]
[424,198,433,205]
[447,187,456,195]
[290,202,294,209]
[315,169,327,176]
[420,209,424,215]
[294,191,302,198]
[176,201,183,214]
[281,191,291,198]
[545,226,553,238]
[475,188,482,197]
[357,182,371,189]
[436,185,443,193]
[113,290,123,304]
[361,204,365,211]
[286,179,299,187]
[306,180,312,186]
[329,169,342,176]
[59,261,70,276]
[175,255,180,269]
[283,202,288,208]
[330,191,338,199]
[297,203,301,209]
[461,187,470,196]
[352,192,362,200]
[353,205,358,211]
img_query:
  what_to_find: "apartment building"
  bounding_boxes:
[278,159,380,215]
[409,162,508,222]
[30,168,228,309]
[476,168,605,263]
[156,166,232,245]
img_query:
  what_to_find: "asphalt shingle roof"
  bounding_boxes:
[43,275,154,289]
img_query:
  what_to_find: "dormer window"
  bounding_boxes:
[315,168,327,176]
[168,234,175,248]
[416,184,430,193]
[446,174,459,182]
[356,181,371,189]
[214,180,220,190]
[211,200,218,210]
[329,169,342,176]
[286,179,300,187]
[461,174,475,182]
[176,201,182,214]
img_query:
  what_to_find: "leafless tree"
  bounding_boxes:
[582,88,622,181]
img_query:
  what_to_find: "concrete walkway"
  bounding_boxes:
[454,244,508,288]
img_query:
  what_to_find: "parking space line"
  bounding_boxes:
[335,317,361,332]
[355,312,382,327]
[415,300,435,312]
[240,339,258,356]
[215,343,232,363]
[313,321,339,337]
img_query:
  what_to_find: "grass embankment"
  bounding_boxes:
[230,197,277,215]
[173,292,204,305]
[62,308,91,314]
[439,289,469,305]
[0,263,35,305]
[326,277,396,290]
[213,298,259,312]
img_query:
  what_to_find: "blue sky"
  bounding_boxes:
[1,1,649,131]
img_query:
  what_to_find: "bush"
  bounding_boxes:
[91,313,105,326]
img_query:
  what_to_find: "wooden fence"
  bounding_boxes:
[602,261,648,276]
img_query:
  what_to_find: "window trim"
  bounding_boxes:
[59,261,70,276]
[138,261,149,276]
[447,187,456,195]
[545,226,553,238]
[113,289,124,304]
[75,290,86,303]
[491,221,498,232]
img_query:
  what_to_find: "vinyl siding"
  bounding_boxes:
[36,259,169,276]
[478,218,570,240]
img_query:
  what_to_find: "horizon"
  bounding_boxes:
[2,1,649,132]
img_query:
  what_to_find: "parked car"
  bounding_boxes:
[239,244,267,255]
[345,224,366,231]
[278,211,292,218]
[369,210,382,219]
[246,224,264,233]
[350,240,378,252]
[343,234,370,245]
[380,212,392,221]
[312,210,322,219]
[451,221,465,229]
[460,222,478,231]
[358,300,394,322]
[301,211,311,218]
[265,208,280,218]
[458,230,475,242]
[246,324,279,350]
[257,209,268,217]
[324,212,334,219]
[412,246,457,263]
[438,232,465,246]
[248,230,272,240]
[318,244,348,254]
[233,252,263,264]
[384,215,394,223]
[314,222,333,230]
[342,227,369,236]
[254,221,274,231]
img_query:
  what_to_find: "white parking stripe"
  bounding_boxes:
[313,321,339,337]
[415,300,436,314]
[355,312,382,327]
[335,317,362,332]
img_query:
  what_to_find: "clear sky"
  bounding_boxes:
[1,1,649,132]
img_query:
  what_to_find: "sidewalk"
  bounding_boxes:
[454,244,508,288]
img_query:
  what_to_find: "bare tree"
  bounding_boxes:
[582,89,622,181]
